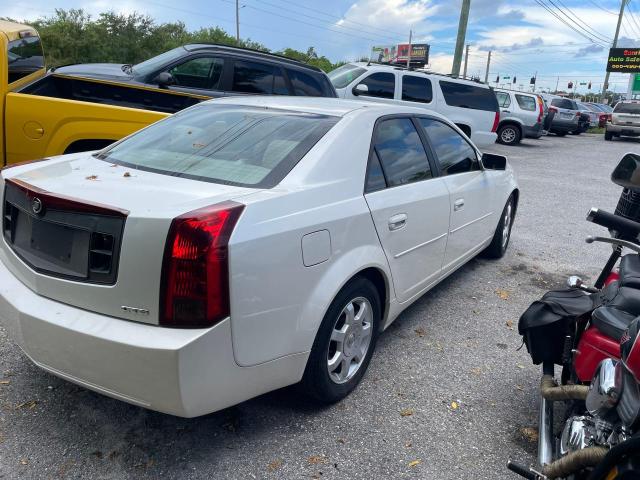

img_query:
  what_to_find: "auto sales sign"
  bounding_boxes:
[607,48,640,72]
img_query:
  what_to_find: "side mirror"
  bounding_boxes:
[153,71,175,88]
[481,153,507,170]
[353,83,369,96]
[612,153,640,191]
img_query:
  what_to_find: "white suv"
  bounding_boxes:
[329,63,499,147]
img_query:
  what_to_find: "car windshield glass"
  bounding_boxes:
[328,64,366,89]
[95,105,339,188]
[614,103,640,114]
[132,47,187,78]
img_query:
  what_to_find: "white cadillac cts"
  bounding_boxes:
[0,97,518,417]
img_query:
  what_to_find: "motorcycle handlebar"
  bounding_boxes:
[586,208,640,238]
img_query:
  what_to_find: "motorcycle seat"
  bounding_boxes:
[619,254,640,289]
[591,306,637,341]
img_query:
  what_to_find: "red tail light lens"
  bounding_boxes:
[537,100,544,124]
[491,111,500,133]
[160,201,244,328]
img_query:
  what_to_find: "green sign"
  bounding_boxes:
[633,74,640,94]
[502,76,510,80]
[580,82,587,86]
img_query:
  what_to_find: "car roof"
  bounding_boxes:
[494,88,538,97]
[183,43,323,72]
[204,95,448,119]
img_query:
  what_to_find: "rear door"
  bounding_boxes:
[364,116,450,303]
[418,118,496,272]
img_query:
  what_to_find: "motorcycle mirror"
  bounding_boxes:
[611,153,640,191]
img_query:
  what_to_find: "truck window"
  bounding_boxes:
[401,75,432,103]
[439,81,499,112]
[169,57,223,90]
[232,60,289,95]
[8,35,44,84]
[358,72,395,99]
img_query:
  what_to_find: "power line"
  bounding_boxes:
[626,0,640,37]
[531,0,608,46]
[585,0,619,15]
[549,0,613,43]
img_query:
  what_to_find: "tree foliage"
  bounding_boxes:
[4,9,344,71]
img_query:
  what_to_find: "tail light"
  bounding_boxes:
[160,201,244,328]
[491,111,500,133]
[537,98,544,124]
[608,114,613,123]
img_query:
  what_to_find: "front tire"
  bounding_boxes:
[301,277,381,403]
[483,195,515,259]
[497,124,521,145]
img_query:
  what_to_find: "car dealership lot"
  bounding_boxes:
[0,133,632,479]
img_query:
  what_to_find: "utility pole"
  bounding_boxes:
[407,29,412,69]
[555,76,559,94]
[451,0,471,77]
[603,0,627,98]
[462,44,470,79]
[484,50,491,83]
[235,0,240,42]
[532,71,537,92]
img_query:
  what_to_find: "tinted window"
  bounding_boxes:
[419,119,479,175]
[551,98,576,110]
[169,57,223,90]
[373,118,432,187]
[96,105,338,188]
[401,75,432,103]
[516,94,536,111]
[614,102,640,114]
[232,61,287,95]
[439,81,499,112]
[496,92,511,108]
[328,64,367,89]
[8,35,44,84]
[365,150,387,192]
[287,69,324,96]
[359,72,395,99]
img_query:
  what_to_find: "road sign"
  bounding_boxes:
[607,48,640,72]
[633,74,640,94]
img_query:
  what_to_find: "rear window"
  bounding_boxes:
[439,81,499,112]
[328,64,367,89]
[95,105,339,188]
[551,98,576,110]
[286,68,325,96]
[8,34,44,84]
[401,75,432,103]
[614,103,640,114]
[515,94,536,111]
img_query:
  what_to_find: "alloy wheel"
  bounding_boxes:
[502,202,513,249]
[501,128,516,144]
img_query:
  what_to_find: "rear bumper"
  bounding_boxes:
[0,255,307,417]
[607,124,640,136]
[523,123,544,138]
[550,119,579,132]
[470,131,497,148]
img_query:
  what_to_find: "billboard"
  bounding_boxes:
[607,48,640,72]
[371,43,429,65]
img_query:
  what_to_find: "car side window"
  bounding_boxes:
[401,75,432,103]
[287,69,324,96]
[368,118,432,189]
[365,150,387,192]
[496,92,511,108]
[169,57,223,90]
[358,72,395,99]
[232,60,288,95]
[516,94,536,111]
[419,118,480,176]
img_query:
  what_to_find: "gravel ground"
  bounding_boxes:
[0,132,634,479]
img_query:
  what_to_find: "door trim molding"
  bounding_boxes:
[394,232,448,259]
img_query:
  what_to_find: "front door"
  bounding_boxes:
[364,117,450,303]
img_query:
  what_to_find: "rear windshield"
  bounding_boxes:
[95,105,339,188]
[551,98,577,110]
[329,64,367,89]
[439,81,499,112]
[614,103,640,114]
[8,34,44,84]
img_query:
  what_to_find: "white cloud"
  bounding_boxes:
[337,0,440,34]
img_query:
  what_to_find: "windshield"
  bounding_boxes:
[328,64,367,89]
[614,102,640,114]
[96,105,339,188]
[132,47,187,79]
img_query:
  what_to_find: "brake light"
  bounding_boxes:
[491,111,500,133]
[160,201,244,328]
[537,100,543,124]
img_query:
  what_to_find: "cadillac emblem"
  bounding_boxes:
[31,197,43,215]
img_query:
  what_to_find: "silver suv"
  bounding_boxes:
[494,89,544,145]
[605,101,640,141]
[541,95,581,136]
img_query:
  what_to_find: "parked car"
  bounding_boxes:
[541,95,581,136]
[494,89,545,145]
[605,100,640,141]
[328,63,499,147]
[0,97,518,417]
[585,102,612,126]
[577,101,603,128]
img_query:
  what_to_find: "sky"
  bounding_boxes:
[6,0,640,94]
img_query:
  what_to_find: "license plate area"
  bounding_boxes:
[2,181,125,284]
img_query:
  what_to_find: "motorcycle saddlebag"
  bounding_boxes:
[518,288,596,365]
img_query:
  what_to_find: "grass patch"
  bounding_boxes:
[588,127,605,134]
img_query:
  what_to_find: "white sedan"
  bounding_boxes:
[0,97,518,417]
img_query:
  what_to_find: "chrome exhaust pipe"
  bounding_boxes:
[538,394,554,467]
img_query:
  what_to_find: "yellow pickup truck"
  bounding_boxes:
[1,20,203,166]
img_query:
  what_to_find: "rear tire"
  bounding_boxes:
[497,124,521,145]
[482,195,515,259]
[300,277,381,404]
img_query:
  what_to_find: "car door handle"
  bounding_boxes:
[454,199,465,211]
[388,213,408,231]
[502,110,511,113]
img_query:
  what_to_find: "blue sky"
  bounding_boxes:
[7,0,640,93]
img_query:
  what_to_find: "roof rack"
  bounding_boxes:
[362,61,485,84]
[184,43,323,72]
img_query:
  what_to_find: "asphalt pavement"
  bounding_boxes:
[0,132,634,479]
